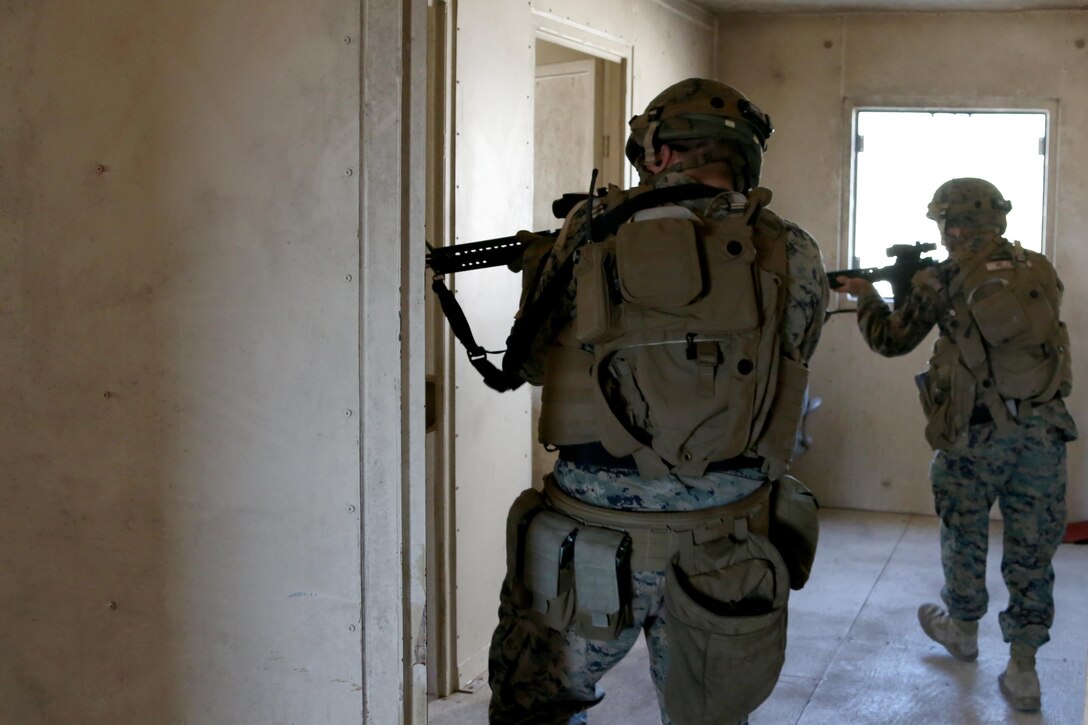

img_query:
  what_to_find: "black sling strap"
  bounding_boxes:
[430,274,525,391]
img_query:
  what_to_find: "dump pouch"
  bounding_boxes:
[663,524,789,725]
[572,526,634,640]
[769,475,819,590]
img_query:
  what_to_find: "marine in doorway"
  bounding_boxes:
[487,78,829,725]
[835,177,1077,713]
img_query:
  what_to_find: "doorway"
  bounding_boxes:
[529,39,626,486]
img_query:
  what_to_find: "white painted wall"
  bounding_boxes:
[0,0,424,722]
[442,0,719,688]
[716,11,1088,519]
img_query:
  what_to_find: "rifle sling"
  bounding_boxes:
[431,275,524,392]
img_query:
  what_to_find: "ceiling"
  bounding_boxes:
[697,0,1088,12]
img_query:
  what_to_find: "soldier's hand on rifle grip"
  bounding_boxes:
[510,230,557,274]
[834,276,875,297]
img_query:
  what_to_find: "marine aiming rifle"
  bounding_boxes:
[826,242,940,310]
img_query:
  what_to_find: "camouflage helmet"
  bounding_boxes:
[926,178,1012,233]
[625,78,773,191]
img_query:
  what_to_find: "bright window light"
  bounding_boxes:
[851,110,1048,295]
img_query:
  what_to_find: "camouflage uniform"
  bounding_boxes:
[487,169,828,724]
[854,240,1077,649]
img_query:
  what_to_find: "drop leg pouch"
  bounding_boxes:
[663,527,790,725]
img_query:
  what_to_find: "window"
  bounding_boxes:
[849,109,1048,297]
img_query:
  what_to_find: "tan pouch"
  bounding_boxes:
[920,337,975,450]
[521,509,579,630]
[753,356,810,473]
[539,343,598,446]
[573,242,615,344]
[505,488,545,610]
[663,527,789,725]
[571,525,633,641]
[990,346,1058,400]
[615,218,703,308]
[769,475,819,590]
[971,280,1057,348]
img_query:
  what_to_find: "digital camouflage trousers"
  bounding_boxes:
[930,415,1068,649]
[487,460,762,724]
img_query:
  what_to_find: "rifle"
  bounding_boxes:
[424,191,598,391]
[827,242,939,310]
[424,192,592,275]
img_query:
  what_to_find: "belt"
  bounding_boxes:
[557,442,763,474]
[542,474,771,571]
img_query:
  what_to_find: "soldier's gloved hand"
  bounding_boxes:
[835,276,875,297]
[508,230,554,273]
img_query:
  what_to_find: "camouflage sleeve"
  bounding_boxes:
[854,270,941,357]
[782,223,830,364]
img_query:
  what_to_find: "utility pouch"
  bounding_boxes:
[990,346,1057,400]
[663,524,789,725]
[571,526,634,640]
[769,475,819,590]
[506,487,546,610]
[615,218,703,308]
[573,242,616,344]
[919,337,975,450]
[753,356,810,478]
[539,342,598,446]
[522,510,579,630]
[971,280,1056,349]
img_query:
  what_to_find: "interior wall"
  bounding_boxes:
[0,1,423,722]
[443,0,719,688]
[715,11,1088,519]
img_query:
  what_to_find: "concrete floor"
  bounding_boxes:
[428,509,1088,725]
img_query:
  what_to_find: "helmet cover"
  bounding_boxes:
[926,177,1012,234]
[625,78,773,190]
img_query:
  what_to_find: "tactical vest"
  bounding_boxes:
[921,240,1071,449]
[538,187,807,479]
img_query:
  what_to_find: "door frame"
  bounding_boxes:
[424,3,633,698]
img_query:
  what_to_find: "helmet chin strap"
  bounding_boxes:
[645,144,748,191]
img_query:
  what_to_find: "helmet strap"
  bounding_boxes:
[646,143,748,190]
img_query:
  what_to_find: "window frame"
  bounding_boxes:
[837,97,1059,307]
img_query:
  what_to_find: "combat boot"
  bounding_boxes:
[999,642,1041,711]
[917,603,978,661]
